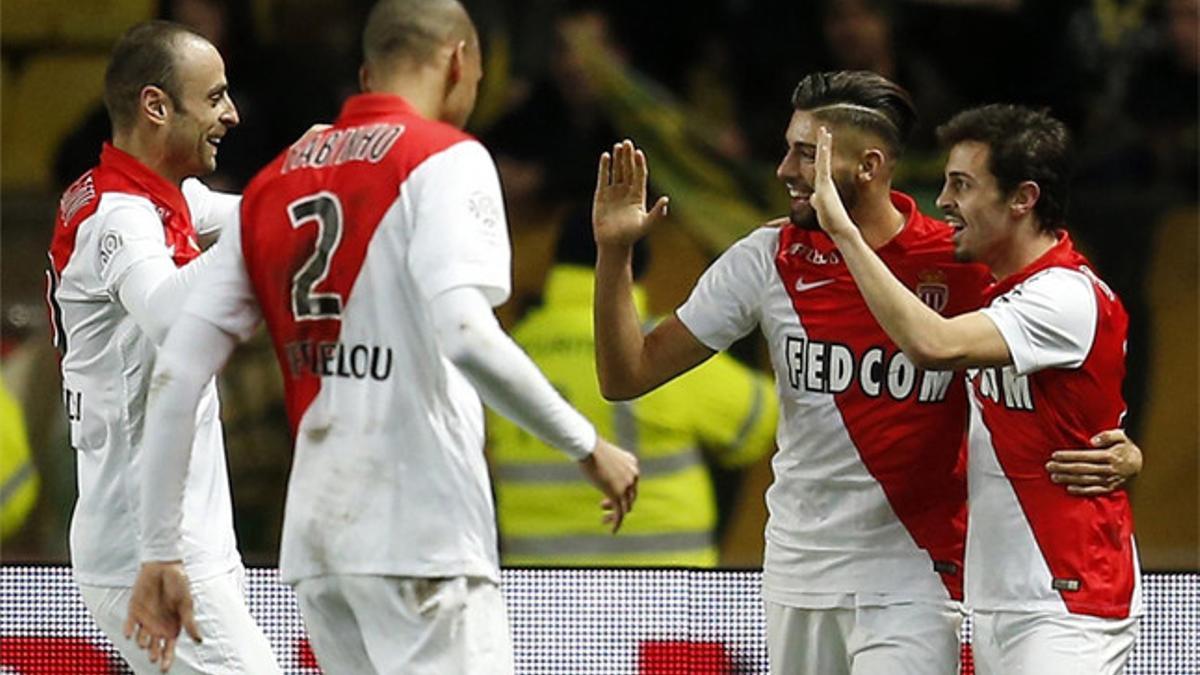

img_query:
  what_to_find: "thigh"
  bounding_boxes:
[765,601,853,675]
[849,602,961,675]
[333,575,513,675]
[456,578,514,675]
[994,612,1138,675]
[294,576,376,675]
[80,571,280,675]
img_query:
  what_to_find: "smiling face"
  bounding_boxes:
[161,36,238,178]
[776,109,859,229]
[937,140,1013,264]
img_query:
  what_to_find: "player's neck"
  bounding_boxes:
[988,220,1059,280]
[112,130,185,186]
[364,72,446,123]
[850,192,906,250]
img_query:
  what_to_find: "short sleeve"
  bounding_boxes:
[407,141,512,307]
[181,215,262,341]
[182,177,241,237]
[980,268,1098,376]
[675,229,773,351]
[94,198,173,296]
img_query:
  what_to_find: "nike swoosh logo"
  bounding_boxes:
[794,278,836,293]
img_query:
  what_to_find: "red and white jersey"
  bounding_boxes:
[185,94,511,584]
[967,233,1140,619]
[677,192,990,605]
[46,143,239,586]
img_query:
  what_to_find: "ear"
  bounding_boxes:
[857,147,887,183]
[447,39,466,87]
[140,85,171,127]
[1009,180,1040,218]
[359,64,370,92]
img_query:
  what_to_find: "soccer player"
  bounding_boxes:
[125,0,640,672]
[45,20,280,675]
[591,71,1141,675]
[808,105,1140,674]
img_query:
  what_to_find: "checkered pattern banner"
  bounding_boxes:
[0,567,1195,673]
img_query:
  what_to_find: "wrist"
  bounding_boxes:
[595,241,634,263]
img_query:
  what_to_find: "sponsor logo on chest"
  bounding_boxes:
[967,366,1034,411]
[782,335,955,402]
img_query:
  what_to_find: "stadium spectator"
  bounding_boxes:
[809,103,1141,674]
[44,20,280,674]
[126,0,639,672]
[818,0,961,156]
[591,71,1142,674]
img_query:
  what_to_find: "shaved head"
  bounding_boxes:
[362,0,475,69]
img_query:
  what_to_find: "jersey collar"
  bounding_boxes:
[99,142,189,220]
[337,93,422,124]
[875,190,928,255]
[987,231,1083,299]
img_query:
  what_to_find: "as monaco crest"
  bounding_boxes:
[916,269,949,313]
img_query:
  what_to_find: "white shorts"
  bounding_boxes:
[971,609,1137,675]
[78,566,280,675]
[293,574,514,675]
[765,599,962,675]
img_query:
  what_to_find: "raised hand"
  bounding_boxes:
[578,437,640,533]
[124,561,202,672]
[592,139,670,249]
[810,126,858,241]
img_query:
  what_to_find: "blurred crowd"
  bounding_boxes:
[2,0,1196,568]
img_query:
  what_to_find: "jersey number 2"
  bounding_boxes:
[289,192,344,320]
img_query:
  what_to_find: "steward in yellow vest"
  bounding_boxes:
[489,265,777,566]
[1,374,39,540]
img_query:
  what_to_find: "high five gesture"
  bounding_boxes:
[593,139,670,248]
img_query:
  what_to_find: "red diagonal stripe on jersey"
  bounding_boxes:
[773,206,988,600]
[240,114,470,436]
[974,242,1136,618]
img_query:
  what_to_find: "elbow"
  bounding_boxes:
[597,370,648,401]
[599,381,637,402]
[443,332,479,373]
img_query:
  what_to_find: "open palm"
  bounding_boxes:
[592,139,670,248]
[811,127,857,239]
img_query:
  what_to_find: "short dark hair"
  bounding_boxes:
[104,20,202,132]
[937,104,1072,232]
[791,70,918,157]
[363,0,472,68]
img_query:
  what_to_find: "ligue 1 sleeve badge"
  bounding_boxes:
[916,268,949,313]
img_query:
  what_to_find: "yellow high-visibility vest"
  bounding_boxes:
[488,266,777,566]
[1,374,39,540]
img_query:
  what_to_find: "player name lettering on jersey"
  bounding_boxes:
[783,335,955,402]
[281,123,406,174]
[967,366,1034,411]
[284,339,394,381]
[59,172,97,224]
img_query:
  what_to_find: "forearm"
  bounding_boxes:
[119,251,216,345]
[831,231,962,368]
[433,286,596,460]
[139,316,235,561]
[593,244,652,399]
